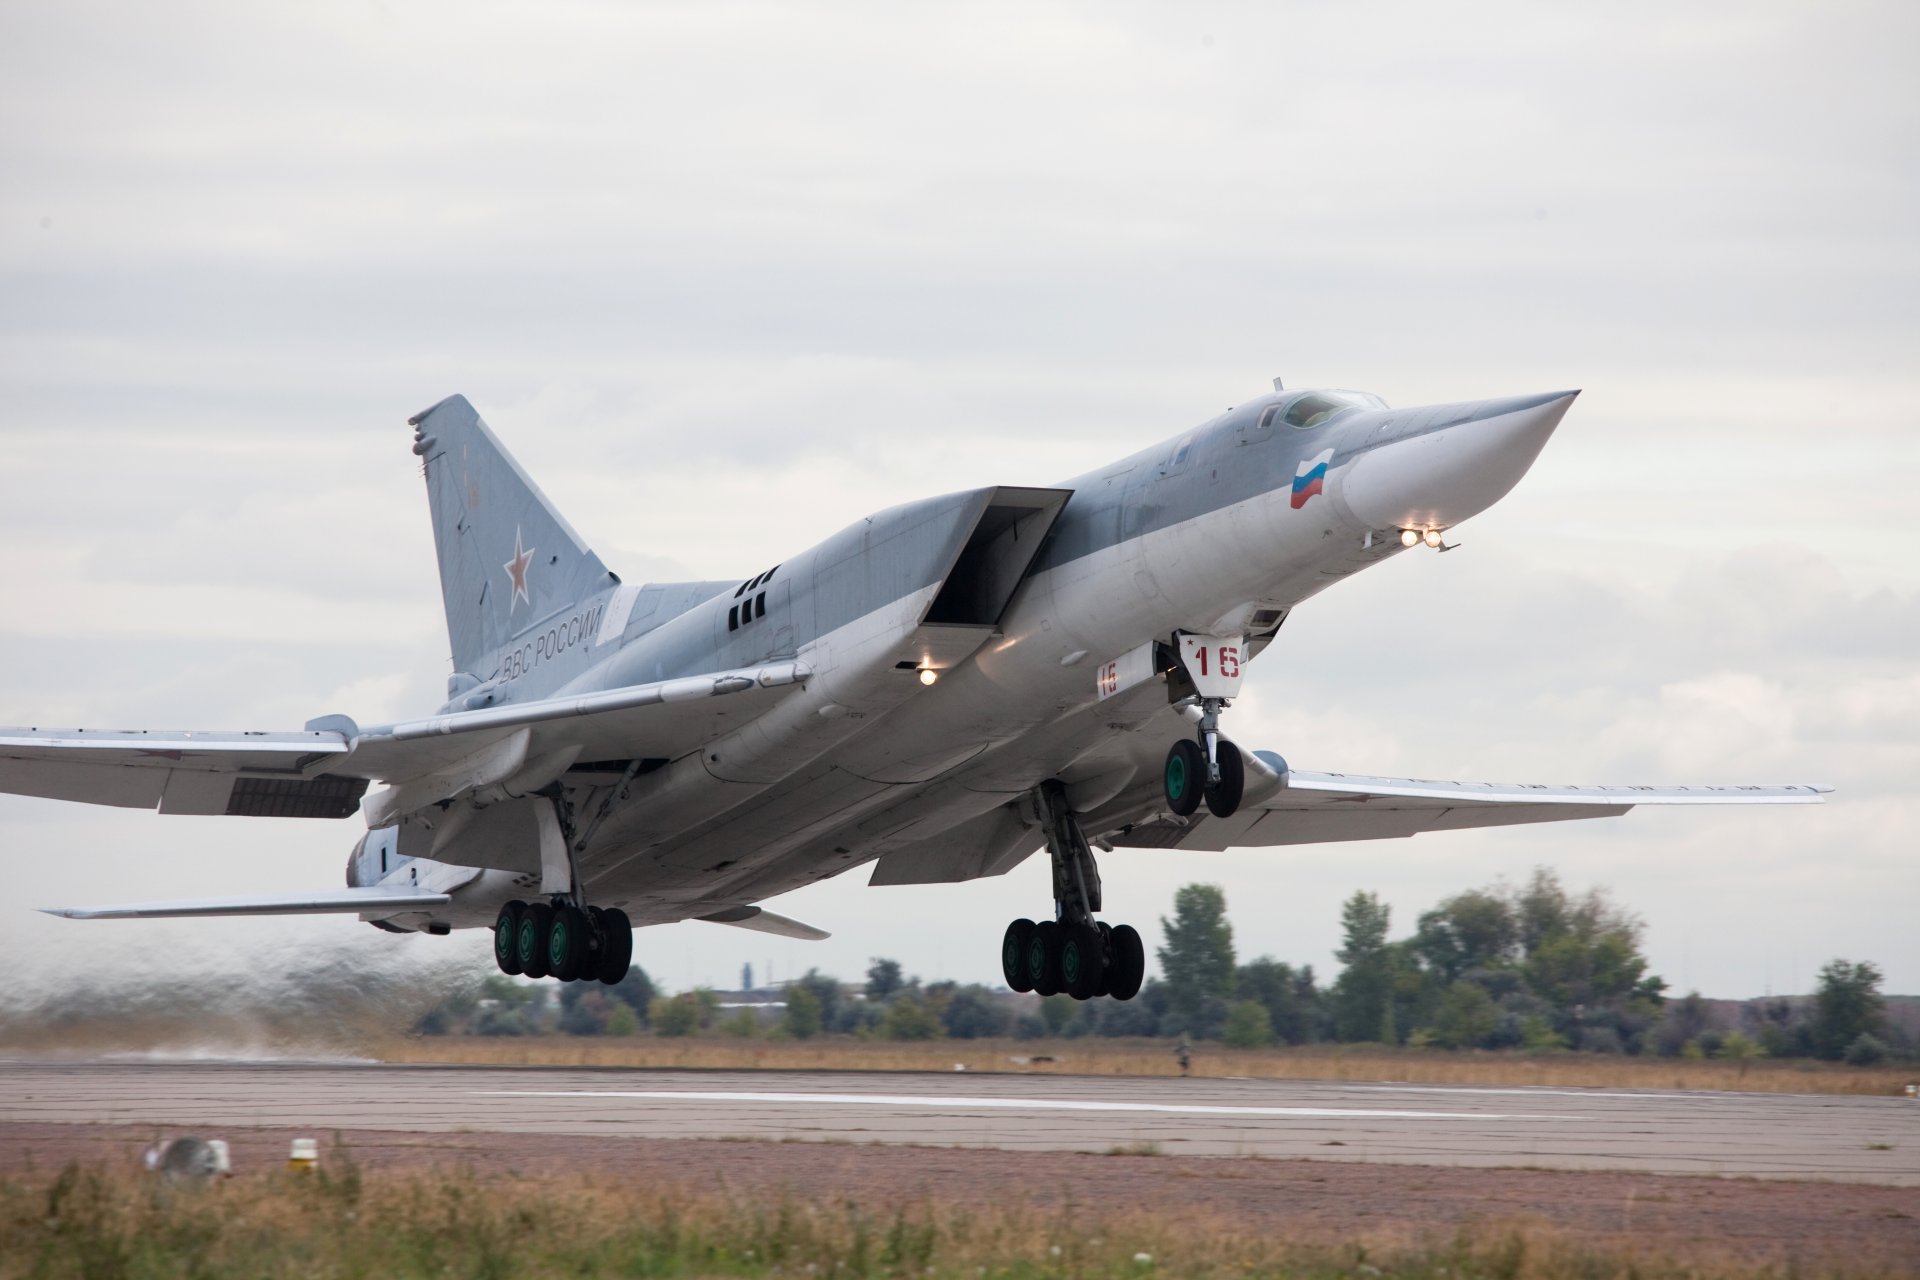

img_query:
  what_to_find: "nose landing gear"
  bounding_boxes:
[1164,707,1244,818]
[1163,633,1247,819]
[999,781,1148,1002]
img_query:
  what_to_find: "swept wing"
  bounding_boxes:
[1107,751,1829,851]
[40,888,452,920]
[0,660,810,818]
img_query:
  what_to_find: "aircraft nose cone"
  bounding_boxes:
[1338,390,1578,533]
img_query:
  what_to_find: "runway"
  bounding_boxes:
[1,1060,1914,1184]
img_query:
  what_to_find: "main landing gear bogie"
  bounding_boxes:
[493,898,633,984]
[1000,779,1149,1003]
[1003,917,1146,1002]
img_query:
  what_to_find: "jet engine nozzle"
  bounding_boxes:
[1339,390,1578,534]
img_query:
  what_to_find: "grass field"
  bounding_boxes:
[375,1034,1919,1096]
[5,1161,1908,1280]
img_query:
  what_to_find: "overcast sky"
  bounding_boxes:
[2,1,1915,1013]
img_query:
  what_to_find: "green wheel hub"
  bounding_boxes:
[1061,938,1081,986]
[548,916,571,968]
[1166,753,1188,800]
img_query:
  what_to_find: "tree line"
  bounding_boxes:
[413,868,1907,1063]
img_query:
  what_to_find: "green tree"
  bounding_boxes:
[1430,980,1499,1049]
[720,1007,761,1038]
[783,983,823,1040]
[1221,1000,1275,1048]
[880,993,945,1040]
[1234,958,1321,1045]
[1157,884,1237,1030]
[607,965,657,1026]
[1038,993,1078,1035]
[651,992,704,1037]
[1412,890,1517,982]
[1331,891,1395,1042]
[941,986,1011,1039]
[1810,959,1885,1060]
[605,1003,640,1036]
[793,969,844,1031]
[865,958,905,1001]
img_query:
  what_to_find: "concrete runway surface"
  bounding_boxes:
[1,1060,1914,1184]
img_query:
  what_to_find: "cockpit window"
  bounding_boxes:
[1280,390,1381,428]
[1283,393,1355,428]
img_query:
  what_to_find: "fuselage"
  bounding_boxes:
[362,386,1578,929]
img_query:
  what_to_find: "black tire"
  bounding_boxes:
[1061,922,1106,1001]
[1093,922,1114,998]
[1106,923,1146,1001]
[597,907,633,985]
[518,902,554,979]
[1164,740,1204,817]
[1002,918,1036,992]
[1029,920,1063,997]
[493,900,525,975]
[548,905,589,982]
[1204,740,1245,818]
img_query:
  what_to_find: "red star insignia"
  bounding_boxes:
[504,526,535,611]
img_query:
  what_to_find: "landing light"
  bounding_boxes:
[1422,529,1445,548]
[1399,529,1420,548]
[918,668,939,687]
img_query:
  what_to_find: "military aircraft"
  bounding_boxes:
[2,384,1826,1001]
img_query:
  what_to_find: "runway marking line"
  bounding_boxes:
[474,1090,1586,1121]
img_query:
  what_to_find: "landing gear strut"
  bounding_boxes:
[491,771,641,985]
[1162,633,1248,819]
[1000,781,1147,1002]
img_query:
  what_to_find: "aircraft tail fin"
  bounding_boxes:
[408,395,614,675]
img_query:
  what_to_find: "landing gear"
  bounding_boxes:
[1163,704,1244,819]
[998,781,1150,1002]
[491,777,641,984]
[494,901,525,975]
[494,898,635,984]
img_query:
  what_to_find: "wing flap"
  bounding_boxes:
[41,888,451,920]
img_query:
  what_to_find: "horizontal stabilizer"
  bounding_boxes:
[41,888,451,920]
[695,905,830,941]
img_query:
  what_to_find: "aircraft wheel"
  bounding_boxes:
[493,900,525,975]
[1106,924,1146,1001]
[1061,922,1106,1001]
[1028,920,1064,997]
[517,902,554,979]
[1092,922,1114,998]
[1164,740,1204,817]
[1002,919,1036,992]
[548,905,589,982]
[596,907,634,985]
[1204,740,1245,819]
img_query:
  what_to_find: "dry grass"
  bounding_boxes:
[3,1160,1907,1279]
[373,1035,1918,1095]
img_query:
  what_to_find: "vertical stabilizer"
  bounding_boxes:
[408,395,613,674]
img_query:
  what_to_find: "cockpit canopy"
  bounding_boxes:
[1261,389,1387,430]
